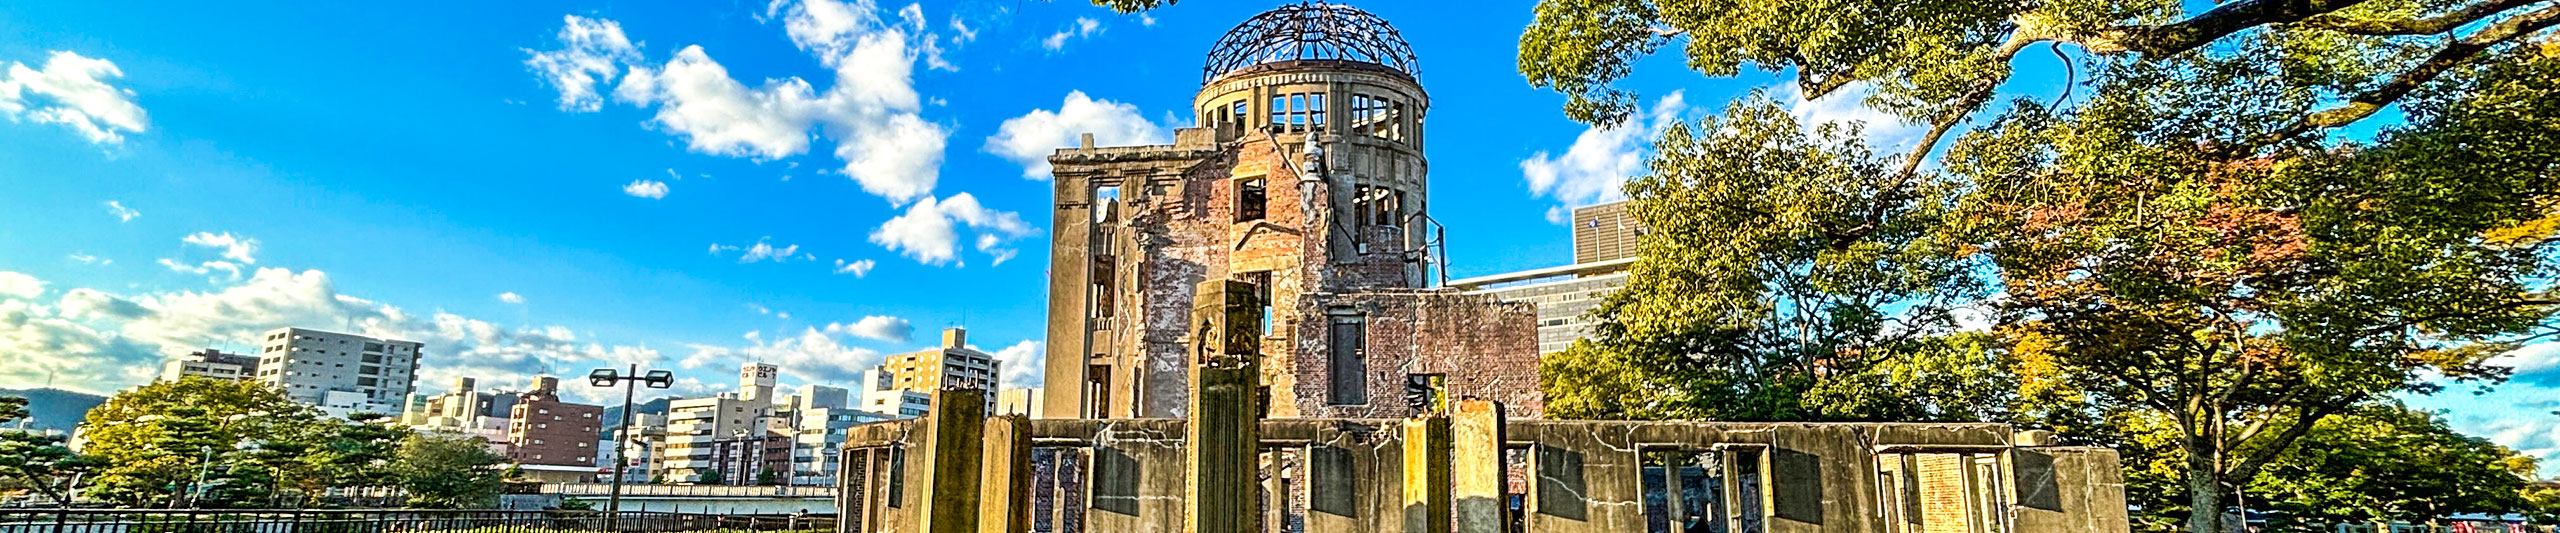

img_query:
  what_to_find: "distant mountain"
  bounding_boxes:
[0,388,109,433]
[597,396,674,440]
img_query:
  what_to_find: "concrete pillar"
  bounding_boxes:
[1403,416,1453,533]
[1189,279,1263,533]
[980,415,1032,533]
[916,388,986,533]
[1450,401,1505,533]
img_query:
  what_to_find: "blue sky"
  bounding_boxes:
[0,0,2550,474]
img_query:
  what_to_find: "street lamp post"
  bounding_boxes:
[589,365,672,532]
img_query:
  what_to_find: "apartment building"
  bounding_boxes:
[860,327,998,414]
[505,376,605,482]
[252,327,422,417]
[653,363,779,484]
[158,348,259,382]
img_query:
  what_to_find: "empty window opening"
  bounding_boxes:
[1641,449,1740,533]
[1088,255,1115,319]
[1085,365,1113,418]
[1308,92,1327,131]
[1269,96,1288,131]
[1289,94,1308,133]
[1392,101,1413,140]
[1352,94,1391,138]
[1403,373,1446,414]
[1243,271,1275,338]
[1237,177,1268,222]
[1354,185,1403,229]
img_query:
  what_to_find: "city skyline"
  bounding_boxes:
[1,0,2554,480]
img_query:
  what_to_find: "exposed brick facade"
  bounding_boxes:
[1040,56,1543,420]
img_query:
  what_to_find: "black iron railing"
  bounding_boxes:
[0,509,835,533]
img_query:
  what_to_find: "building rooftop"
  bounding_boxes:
[1202,2,1417,83]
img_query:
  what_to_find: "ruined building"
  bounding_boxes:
[835,5,2129,533]
[1039,2,1542,420]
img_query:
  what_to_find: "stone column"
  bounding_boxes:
[1189,279,1263,533]
[1403,415,1453,533]
[980,415,1032,533]
[917,388,986,533]
[1450,401,1505,533]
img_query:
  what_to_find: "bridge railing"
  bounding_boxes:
[0,509,836,533]
[535,484,835,498]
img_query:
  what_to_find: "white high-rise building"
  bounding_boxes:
[252,327,422,417]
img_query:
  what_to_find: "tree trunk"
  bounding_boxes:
[2186,435,2228,533]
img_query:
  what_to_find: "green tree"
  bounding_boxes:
[1539,96,1991,422]
[2242,405,2538,528]
[77,379,320,507]
[392,432,505,509]
[0,396,101,506]
[307,413,410,505]
[1521,1,2560,531]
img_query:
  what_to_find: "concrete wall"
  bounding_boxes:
[839,416,2129,533]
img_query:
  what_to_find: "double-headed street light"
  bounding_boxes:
[589,365,671,531]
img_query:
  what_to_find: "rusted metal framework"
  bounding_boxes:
[1202,2,1418,83]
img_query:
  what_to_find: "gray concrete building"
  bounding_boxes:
[1452,201,1649,355]
[252,327,421,417]
[157,348,260,382]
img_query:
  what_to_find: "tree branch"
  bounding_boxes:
[2249,3,2560,148]
[2293,0,2549,36]
[2111,0,2378,56]
[2230,402,2345,480]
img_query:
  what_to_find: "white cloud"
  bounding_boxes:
[523,15,641,112]
[622,179,669,199]
[0,272,43,299]
[833,258,875,277]
[182,231,259,264]
[1520,91,1687,223]
[0,51,148,144]
[68,253,109,266]
[683,327,884,384]
[0,266,691,400]
[869,193,1033,265]
[158,232,259,280]
[103,200,138,222]
[990,339,1042,388]
[498,292,526,304]
[827,315,911,342]
[985,91,1170,178]
[948,16,979,43]
[1042,18,1102,51]
[1138,14,1157,27]
[712,237,808,263]
[158,258,243,280]
[1770,82,1925,151]
[555,1,952,205]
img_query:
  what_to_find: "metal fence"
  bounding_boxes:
[0,509,836,533]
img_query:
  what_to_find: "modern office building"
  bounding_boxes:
[1450,201,1645,355]
[157,348,260,382]
[252,327,422,417]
